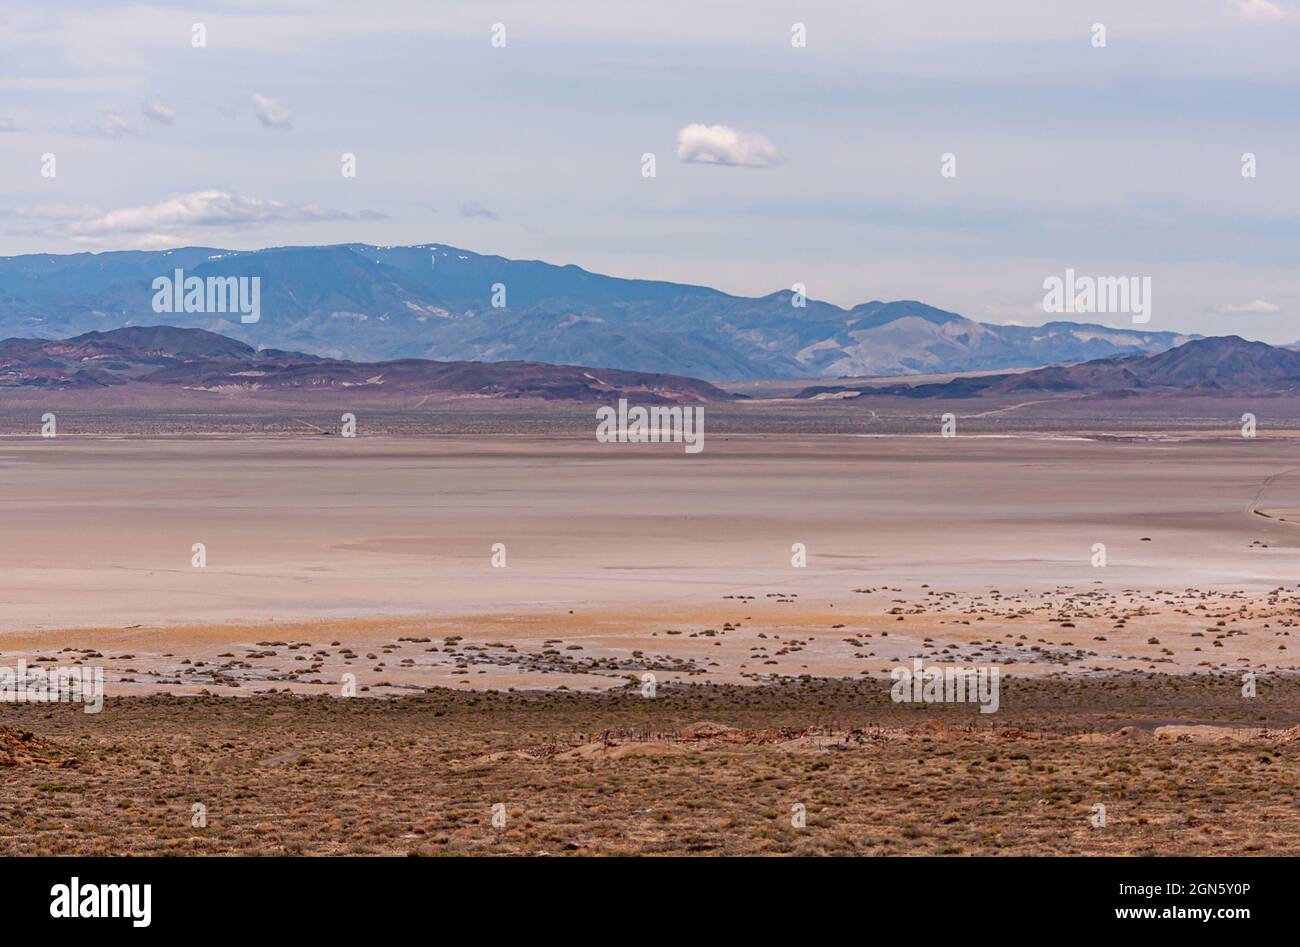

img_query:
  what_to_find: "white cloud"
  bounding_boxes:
[1212,299,1282,314]
[676,123,780,168]
[98,110,131,138]
[77,191,363,234]
[251,92,293,129]
[13,190,383,248]
[1230,0,1291,21]
[0,116,21,132]
[142,100,176,125]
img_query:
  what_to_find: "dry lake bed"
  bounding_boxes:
[3,423,1300,854]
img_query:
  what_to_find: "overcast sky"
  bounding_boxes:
[2,0,1299,340]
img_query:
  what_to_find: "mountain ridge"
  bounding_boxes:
[0,242,1197,380]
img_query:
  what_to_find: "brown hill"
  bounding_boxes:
[797,336,1300,400]
[0,326,731,404]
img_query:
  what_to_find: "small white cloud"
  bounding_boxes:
[98,110,132,138]
[460,201,500,221]
[251,92,293,129]
[142,101,176,125]
[0,116,21,133]
[676,123,781,168]
[1230,0,1291,21]
[1213,299,1282,314]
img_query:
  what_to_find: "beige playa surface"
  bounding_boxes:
[2,433,1300,694]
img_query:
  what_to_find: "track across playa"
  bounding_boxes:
[1248,465,1300,523]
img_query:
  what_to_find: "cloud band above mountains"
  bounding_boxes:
[13,191,385,248]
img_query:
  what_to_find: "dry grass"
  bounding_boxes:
[2,674,1300,855]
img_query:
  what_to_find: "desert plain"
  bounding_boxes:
[3,396,1300,855]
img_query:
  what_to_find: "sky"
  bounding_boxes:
[2,0,1299,340]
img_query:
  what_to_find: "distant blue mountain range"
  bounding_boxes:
[0,243,1197,380]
